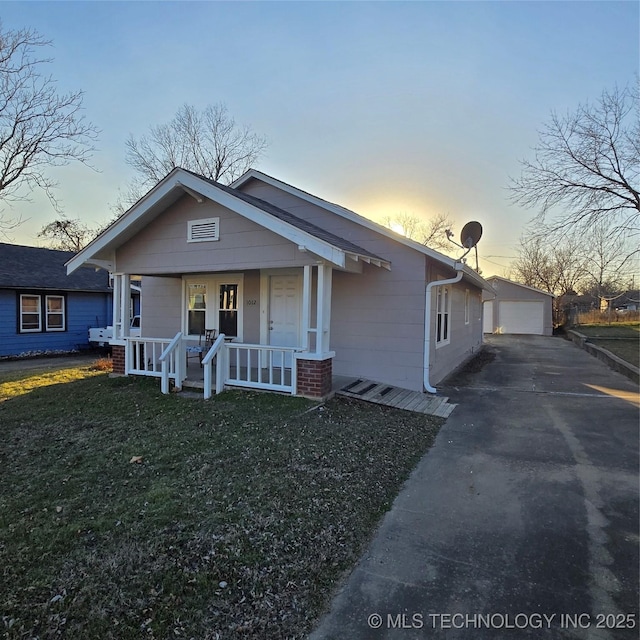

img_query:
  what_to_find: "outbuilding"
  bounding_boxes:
[483,276,554,336]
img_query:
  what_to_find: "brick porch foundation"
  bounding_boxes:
[112,344,126,375]
[296,356,333,399]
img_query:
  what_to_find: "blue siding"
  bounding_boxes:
[0,289,111,357]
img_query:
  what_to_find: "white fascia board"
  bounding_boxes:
[232,169,457,268]
[175,172,348,269]
[66,169,184,274]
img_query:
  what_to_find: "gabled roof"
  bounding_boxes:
[486,276,555,297]
[67,168,390,274]
[231,169,491,291]
[0,243,110,292]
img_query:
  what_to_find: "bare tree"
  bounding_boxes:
[382,211,453,251]
[117,103,267,213]
[37,217,97,252]
[510,84,639,238]
[0,23,98,231]
[512,233,589,324]
[581,220,638,305]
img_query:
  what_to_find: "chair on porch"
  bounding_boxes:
[186,329,217,368]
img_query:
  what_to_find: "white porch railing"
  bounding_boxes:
[158,333,185,394]
[224,343,300,395]
[126,335,181,381]
[202,333,227,400]
[126,334,300,397]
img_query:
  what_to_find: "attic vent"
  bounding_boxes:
[188,217,219,243]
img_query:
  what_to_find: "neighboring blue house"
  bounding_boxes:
[0,242,112,358]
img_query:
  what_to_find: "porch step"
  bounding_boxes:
[336,379,457,418]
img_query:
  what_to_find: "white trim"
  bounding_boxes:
[464,289,470,325]
[19,294,42,333]
[45,295,66,332]
[182,274,244,341]
[435,285,451,348]
[66,168,356,274]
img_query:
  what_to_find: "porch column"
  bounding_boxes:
[119,274,131,339]
[302,265,312,351]
[112,273,131,341]
[296,263,334,400]
[316,264,332,354]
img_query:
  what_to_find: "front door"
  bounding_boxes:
[269,274,301,366]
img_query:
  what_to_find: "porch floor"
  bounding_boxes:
[334,377,457,418]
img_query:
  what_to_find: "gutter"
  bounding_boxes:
[424,264,464,394]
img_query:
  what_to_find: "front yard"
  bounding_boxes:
[0,362,443,639]
[574,322,640,368]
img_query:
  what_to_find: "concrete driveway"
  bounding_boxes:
[310,335,639,639]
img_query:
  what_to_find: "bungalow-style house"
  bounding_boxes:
[0,242,112,357]
[66,168,491,399]
[483,276,554,336]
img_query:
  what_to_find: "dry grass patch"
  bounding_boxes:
[0,368,443,639]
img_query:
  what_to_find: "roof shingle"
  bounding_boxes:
[0,243,111,291]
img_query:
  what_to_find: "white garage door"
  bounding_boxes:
[499,301,544,335]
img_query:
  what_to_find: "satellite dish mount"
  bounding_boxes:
[445,221,483,270]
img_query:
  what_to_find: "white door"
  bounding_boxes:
[269,274,301,365]
[499,301,544,335]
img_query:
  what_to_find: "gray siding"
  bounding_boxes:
[115,195,316,275]
[240,179,485,392]
[429,281,484,385]
[141,276,182,338]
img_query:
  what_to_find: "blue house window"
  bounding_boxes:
[20,295,41,332]
[19,293,66,333]
[46,295,66,331]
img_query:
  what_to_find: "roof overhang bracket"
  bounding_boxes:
[176,182,205,203]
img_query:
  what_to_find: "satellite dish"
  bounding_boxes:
[460,221,483,249]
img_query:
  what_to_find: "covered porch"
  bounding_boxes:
[111,263,338,399]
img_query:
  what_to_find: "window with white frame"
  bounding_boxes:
[464,289,470,325]
[187,284,207,336]
[46,295,65,331]
[184,276,243,339]
[20,294,41,332]
[19,293,66,333]
[435,286,450,346]
[218,283,238,337]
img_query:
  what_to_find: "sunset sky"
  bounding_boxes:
[1,1,637,275]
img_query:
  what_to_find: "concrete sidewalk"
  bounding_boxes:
[0,353,98,373]
[309,335,639,639]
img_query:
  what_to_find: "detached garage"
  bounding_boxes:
[483,276,554,336]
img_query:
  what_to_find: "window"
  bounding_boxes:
[188,284,207,335]
[184,276,243,339]
[218,283,238,337]
[464,289,470,325]
[187,217,219,243]
[435,286,450,346]
[19,293,66,333]
[20,294,41,332]
[46,295,65,331]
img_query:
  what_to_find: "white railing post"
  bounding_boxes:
[202,333,227,400]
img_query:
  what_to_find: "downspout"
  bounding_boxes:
[424,264,464,394]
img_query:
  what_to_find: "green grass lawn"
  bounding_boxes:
[574,323,639,368]
[0,363,444,639]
